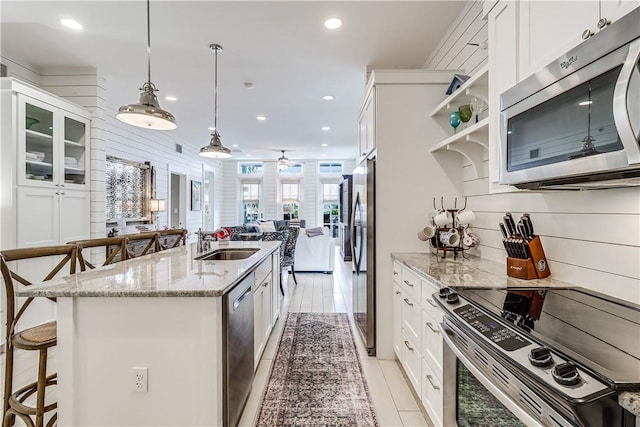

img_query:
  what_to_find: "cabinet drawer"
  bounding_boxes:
[421,276,440,309]
[392,261,401,285]
[254,257,272,287]
[401,294,421,350]
[422,288,443,326]
[401,267,421,302]
[401,330,421,397]
[421,359,443,427]
[421,310,443,380]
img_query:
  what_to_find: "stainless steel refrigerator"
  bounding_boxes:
[351,157,375,356]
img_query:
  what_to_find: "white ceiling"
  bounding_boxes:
[1,1,467,162]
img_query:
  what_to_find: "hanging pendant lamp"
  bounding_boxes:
[116,0,176,130]
[199,44,232,158]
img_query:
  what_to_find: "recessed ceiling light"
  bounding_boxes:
[321,153,327,157]
[232,144,239,147]
[61,18,83,31]
[165,96,177,102]
[322,126,330,131]
[322,95,334,101]
[246,154,252,157]
[324,18,342,30]
[256,116,267,121]
[321,143,328,147]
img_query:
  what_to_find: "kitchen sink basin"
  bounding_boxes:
[195,248,259,261]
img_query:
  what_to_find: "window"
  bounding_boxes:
[238,162,263,175]
[242,182,260,223]
[319,162,343,174]
[279,163,303,174]
[281,181,301,220]
[321,183,339,237]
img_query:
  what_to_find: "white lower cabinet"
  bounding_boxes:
[422,359,444,427]
[17,186,90,247]
[253,254,280,370]
[393,260,445,426]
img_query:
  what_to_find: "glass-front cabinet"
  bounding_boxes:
[18,94,89,190]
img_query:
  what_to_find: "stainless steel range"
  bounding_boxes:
[435,287,640,427]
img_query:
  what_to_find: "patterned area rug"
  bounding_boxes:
[255,312,379,427]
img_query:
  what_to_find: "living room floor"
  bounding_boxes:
[239,250,433,427]
[2,248,431,427]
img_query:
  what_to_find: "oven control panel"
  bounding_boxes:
[454,305,531,352]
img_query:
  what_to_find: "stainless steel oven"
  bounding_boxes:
[500,7,640,189]
[436,287,639,427]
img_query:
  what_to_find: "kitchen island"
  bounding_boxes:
[17,241,281,427]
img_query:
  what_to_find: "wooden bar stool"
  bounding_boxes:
[68,236,128,270]
[1,245,77,427]
[124,232,160,259]
[157,229,187,251]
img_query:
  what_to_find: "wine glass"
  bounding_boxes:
[458,105,472,129]
[470,96,486,122]
[448,111,461,134]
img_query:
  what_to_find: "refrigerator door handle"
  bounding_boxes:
[351,193,361,271]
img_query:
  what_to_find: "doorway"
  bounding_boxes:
[169,172,186,229]
[203,170,215,230]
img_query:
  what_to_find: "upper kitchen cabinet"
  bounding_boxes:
[518,0,640,80]
[3,78,90,191]
[358,85,376,162]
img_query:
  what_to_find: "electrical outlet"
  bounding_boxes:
[132,367,148,393]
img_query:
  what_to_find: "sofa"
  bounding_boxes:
[294,227,335,273]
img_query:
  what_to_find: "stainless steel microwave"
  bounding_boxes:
[500,7,640,189]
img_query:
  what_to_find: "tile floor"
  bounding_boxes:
[1,249,432,427]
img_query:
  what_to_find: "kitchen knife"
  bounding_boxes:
[499,223,508,239]
[499,223,513,257]
[518,222,531,258]
[522,215,535,237]
[504,214,516,236]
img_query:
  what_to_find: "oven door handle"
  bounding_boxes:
[613,38,640,165]
[439,323,544,427]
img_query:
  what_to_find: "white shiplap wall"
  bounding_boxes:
[422,1,640,303]
[220,159,355,228]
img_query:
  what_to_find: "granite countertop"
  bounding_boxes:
[391,252,574,289]
[392,252,640,418]
[16,241,280,298]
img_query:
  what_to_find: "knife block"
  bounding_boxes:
[506,235,550,279]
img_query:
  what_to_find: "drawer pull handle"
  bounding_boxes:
[426,322,439,333]
[426,374,440,390]
[427,298,438,308]
[403,298,414,307]
[404,340,414,351]
[403,280,414,287]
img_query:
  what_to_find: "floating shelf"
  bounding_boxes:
[430,65,489,117]
[430,118,489,179]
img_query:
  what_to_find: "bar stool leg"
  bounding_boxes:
[3,346,15,427]
[35,349,48,427]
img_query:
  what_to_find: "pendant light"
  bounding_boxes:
[277,150,292,171]
[199,44,232,158]
[116,0,177,130]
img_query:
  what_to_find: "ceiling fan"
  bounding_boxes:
[277,150,292,171]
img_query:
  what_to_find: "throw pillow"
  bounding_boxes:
[306,227,324,237]
[261,221,276,232]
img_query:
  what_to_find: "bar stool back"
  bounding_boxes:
[157,229,187,251]
[124,232,160,259]
[1,244,77,427]
[68,237,128,270]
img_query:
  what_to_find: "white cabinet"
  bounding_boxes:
[392,260,446,426]
[518,0,640,80]
[17,187,90,247]
[358,86,376,161]
[1,78,91,250]
[17,91,90,191]
[253,253,279,369]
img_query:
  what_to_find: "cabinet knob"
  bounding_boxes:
[55,184,60,187]
[597,18,611,30]
[582,29,594,40]
[55,192,60,195]
[60,192,66,195]
[60,184,65,188]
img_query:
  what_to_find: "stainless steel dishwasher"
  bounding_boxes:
[223,273,254,427]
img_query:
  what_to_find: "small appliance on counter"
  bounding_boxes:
[499,212,550,280]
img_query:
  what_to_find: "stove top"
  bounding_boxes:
[443,287,640,390]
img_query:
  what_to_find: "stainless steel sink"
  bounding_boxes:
[195,248,259,261]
